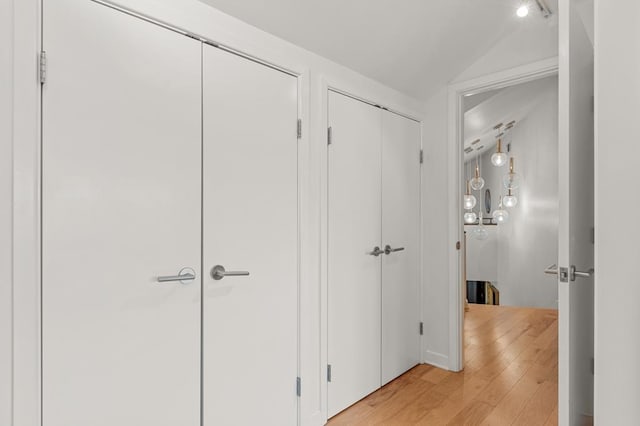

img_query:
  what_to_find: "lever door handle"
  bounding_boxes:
[571,265,594,279]
[368,246,383,257]
[544,264,558,275]
[211,265,250,281]
[384,245,405,255]
[157,267,196,284]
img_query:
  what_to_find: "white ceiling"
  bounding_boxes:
[463,75,558,162]
[198,0,559,100]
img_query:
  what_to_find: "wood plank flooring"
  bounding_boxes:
[328,304,558,425]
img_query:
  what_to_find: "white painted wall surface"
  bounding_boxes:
[1,0,14,423]
[421,23,558,367]
[7,1,424,425]
[594,0,640,423]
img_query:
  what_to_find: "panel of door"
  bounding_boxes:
[558,0,595,424]
[42,1,201,425]
[381,111,421,385]
[202,45,299,425]
[327,91,382,418]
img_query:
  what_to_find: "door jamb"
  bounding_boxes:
[446,57,559,372]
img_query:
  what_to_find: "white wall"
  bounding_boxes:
[594,0,640,423]
[1,0,14,423]
[463,85,559,309]
[421,24,558,368]
[6,1,424,425]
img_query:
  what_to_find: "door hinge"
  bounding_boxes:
[327,364,332,382]
[297,119,302,139]
[419,322,424,335]
[327,126,332,145]
[296,376,301,397]
[39,51,47,84]
[420,149,424,164]
[456,241,461,250]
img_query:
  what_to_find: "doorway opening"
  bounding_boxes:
[460,74,560,418]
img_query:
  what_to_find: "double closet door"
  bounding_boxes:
[327,91,421,417]
[42,1,298,425]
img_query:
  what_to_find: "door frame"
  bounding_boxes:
[446,57,559,372]
[319,80,424,421]
[11,1,312,424]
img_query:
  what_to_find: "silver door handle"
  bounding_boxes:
[368,246,383,257]
[571,265,594,279]
[384,245,405,255]
[544,264,558,275]
[211,265,250,281]
[157,267,196,284]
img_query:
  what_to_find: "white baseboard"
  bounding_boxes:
[423,350,449,370]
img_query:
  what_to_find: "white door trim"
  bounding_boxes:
[446,57,559,372]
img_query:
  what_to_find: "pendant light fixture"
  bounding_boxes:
[472,212,489,240]
[503,188,518,208]
[464,211,477,224]
[491,137,508,167]
[470,154,485,190]
[463,180,477,210]
[491,123,508,167]
[492,196,510,224]
[503,157,522,190]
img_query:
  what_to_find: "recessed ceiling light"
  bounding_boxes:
[517,5,529,17]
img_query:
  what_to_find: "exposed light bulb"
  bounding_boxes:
[503,157,522,190]
[463,195,477,210]
[503,188,518,208]
[517,5,529,17]
[491,138,507,167]
[463,180,477,209]
[470,158,485,190]
[492,197,510,224]
[464,211,477,224]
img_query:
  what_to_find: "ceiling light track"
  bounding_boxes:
[534,0,553,18]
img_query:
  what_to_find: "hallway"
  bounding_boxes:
[328,305,558,425]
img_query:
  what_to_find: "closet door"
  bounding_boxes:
[381,111,421,384]
[42,1,201,425]
[327,91,382,417]
[202,45,299,425]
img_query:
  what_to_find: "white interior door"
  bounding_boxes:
[558,0,595,423]
[381,111,421,385]
[202,45,299,426]
[42,1,201,425]
[327,91,382,417]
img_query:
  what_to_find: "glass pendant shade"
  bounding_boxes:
[472,225,489,240]
[464,211,477,224]
[492,208,509,223]
[492,197,510,223]
[463,195,477,210]
[491,138,508,167]
[503,157,521,190]
[470,160,485,190]
[503,188,518,208]
[463,180,477,209]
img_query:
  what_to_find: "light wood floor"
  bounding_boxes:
[328,304,558,426]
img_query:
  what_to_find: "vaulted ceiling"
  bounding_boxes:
[198,0,559,100]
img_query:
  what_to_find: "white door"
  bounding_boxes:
[42,1,201,425]
[381,111,421,385]
[202,45,299,425]
[327,91,382,417]
[558,0,595,423]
